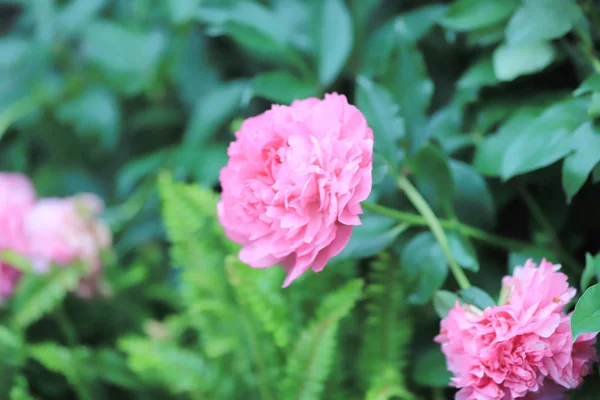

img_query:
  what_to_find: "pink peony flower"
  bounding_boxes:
[0,173,36,302]
[217,93,373,287]
[23,193,112,297]
[436,259,597,399]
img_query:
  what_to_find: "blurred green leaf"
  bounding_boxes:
[493,41,556,82]
[581,253,600,292]
[441,0,519,32]
[412,145,454,211]
[55,87,120,150]
[401,232,448,305]
[459,287,495,310]
[502,98,588,179]
[314,0,353,87]
[571,283,600,340]
[562,122,600,202]
[448,231,479,272]
[251,70,317,104]
[458,54,498,90]
[574,73,600,96]
[505,0,581,45]
[393,4,447,43]
[412,346,451,387]
[449,160,495,229]
[433,290,460,319]
[184,80,248,144]
[56,0,106,37]
[355,76,404,170]
[167,0,200,24]
[467,21,507,47]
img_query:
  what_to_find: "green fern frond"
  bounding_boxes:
[119,336,215,395]
[365,368,415,400]
[281,279,364,400]
[11,265,83,329]
[361,252,413,396]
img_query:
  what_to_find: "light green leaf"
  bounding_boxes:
[56,0,106,37]
[505,0,581,45]
[401,232,448,305]
[336,213,406,260]
[433,290,460,318]
[580,253,600,292]
[412,347,451,387]
[589,93,600,118]
[355,76,404,169]
[55,87,120,150]
[315,0,353,87]
[459,287,496,310]
[571,283,600,341]
[167,0,201,24]
[502,98,588,179]
[458,54,498,89]
[393,4,447,43]
[448,231,479,272]
[493,41,556,82]
[412,146,454,211]
[251,70,317,104]
[562,122,600,202]
[184,80,248,143]
[450,160,495,229]
[574,73,600,96]
[441,0,520,32]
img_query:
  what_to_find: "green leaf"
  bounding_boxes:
[450,160,495,229]
[562,122,600,202]
[393,4,447,43]
[580,253,600,292]
[9,375,34,400]
[571,283,600,341]
[183,80,248,143]
[589,93,600,118]
[167,0,201,24]
[56,0,106,38]
[401,232,448,305]
[251,70,317,104]
[448,231,479,272]
[314,0,353,87]
[355,76,404,169]
[412,347,451,387]
[458,54,498,90]
[55,87,120,150]
[505,0,581,45]
[474,108,540,176]
[282,279,363,400]
[574,73,600,96]
[493,41,556,82]
[433,290,460,318]
[11,265,83,329]
[459,287,496,310]
[508,249,551,274]
[441,0,520,32]
[502,98,588,179]
[336,213,406,260]
[412,146,454,211]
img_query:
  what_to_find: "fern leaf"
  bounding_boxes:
[282,279,364,400]
[11,265,83,329]
[9,375,34,400]
[361,253,413,396]
[365,368,415,400]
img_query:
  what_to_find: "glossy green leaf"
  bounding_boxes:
[401,232,448,305]
[502,98,588,179]
[447,231,479,271]
[459,287,496,310]
[433,290,461,318]
[571,283,600,340]
[412,146,454,211]
[580,253,600,292]
[184,80,248,143]
[412,347,451,387]
[441,0,520,32]
[505,0,581,45]
[493,41,556,82]
[355,76,404,169]
[562,122,600,202]
[251,70,317,104]
[315,0,353,87]
[450,160,495,229]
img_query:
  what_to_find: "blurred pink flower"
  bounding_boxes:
[0,173,36,302]
[218,93,373,287]
[436,259,597,399]
[24,193,112,297]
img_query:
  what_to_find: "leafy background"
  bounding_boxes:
[2,0,600,398]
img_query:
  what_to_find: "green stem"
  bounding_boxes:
[362,203,531,251]
[0,95,40,142]
[397,176,471,290]
[517,184,583,272]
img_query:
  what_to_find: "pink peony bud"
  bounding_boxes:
[217,93,373,287]
[435,259,597,399]
[0,173,36,302]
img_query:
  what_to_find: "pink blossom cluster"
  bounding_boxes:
[436,259,597,399]
[0,172,111,302]
[218,93,373,287]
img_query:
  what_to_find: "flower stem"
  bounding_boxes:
[397,176,471,290]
